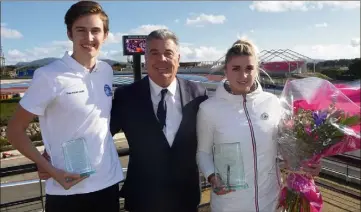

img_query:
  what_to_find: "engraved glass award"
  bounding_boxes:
[213,142,248,192]
[62,138,95,177]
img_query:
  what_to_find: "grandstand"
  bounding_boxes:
[258,49,316,77]
[177,49,316,77]
[118,48,318,80]
[260,60,305,75]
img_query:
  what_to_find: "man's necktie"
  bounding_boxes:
[157,89,168,128]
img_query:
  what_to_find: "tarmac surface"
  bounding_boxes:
[1,133,360,212]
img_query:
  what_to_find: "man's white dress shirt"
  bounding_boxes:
[149,77,182,147]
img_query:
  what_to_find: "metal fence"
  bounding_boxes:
[1,147,360,212]
[0,148,211,212]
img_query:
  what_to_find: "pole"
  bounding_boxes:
[132,55,142,82]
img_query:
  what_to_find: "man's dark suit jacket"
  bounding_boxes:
[110,76,208,212]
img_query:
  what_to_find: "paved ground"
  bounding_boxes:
[199,188,361,212]
[1,133,360,212]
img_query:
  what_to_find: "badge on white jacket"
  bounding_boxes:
[261,112,269,120]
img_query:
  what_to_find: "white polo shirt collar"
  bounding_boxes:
[61,51,100,73]
[149,77,177,97]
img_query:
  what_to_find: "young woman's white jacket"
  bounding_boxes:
[197,80,283,212]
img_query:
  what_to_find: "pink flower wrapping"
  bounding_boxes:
[276,77,360,212]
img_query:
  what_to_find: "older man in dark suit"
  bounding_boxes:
[110,29,208,212]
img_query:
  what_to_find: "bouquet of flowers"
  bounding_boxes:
[276,77,361,212]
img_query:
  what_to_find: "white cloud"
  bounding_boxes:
[249,1,360,12]
[105,24,168,45]
[174,19,180,23]
[1,22,7,27]
[6,49,28,64]
[314,22,328,28]
[236,29,256,43]
[99,50,124,61]
[4,24,172,64]
[105,32,124,44]
[237,33,248,40]
[186,13,226,26]
[350,37,360,47]
[5,40,74,65]
[291,43,360,60]
[103,24,169,46]
[129,24,168,35]
[8,49,26,58]
[1,26,23,39]
[180,45,225,62]
[51,40,73,50]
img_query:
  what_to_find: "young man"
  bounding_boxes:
[7,1,123,212]
[110,29,208,212]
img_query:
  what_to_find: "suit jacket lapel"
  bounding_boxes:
[177,77,192,111]
[171,77,192,148]
[139,76,165,131]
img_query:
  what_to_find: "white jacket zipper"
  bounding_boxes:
[242,96,260,212]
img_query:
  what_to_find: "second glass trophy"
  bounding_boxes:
[213,142,248,192]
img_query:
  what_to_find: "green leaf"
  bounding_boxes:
[333,130,345,137]
[341,115,360,126]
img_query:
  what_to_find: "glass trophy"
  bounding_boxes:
[62,138,95,177]
[212,142,248,192]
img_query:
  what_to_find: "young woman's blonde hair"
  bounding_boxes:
[224,39,260,81]
[223,39,273,84]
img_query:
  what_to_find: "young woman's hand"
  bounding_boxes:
[301,162,322,177]
[208,174,235,195]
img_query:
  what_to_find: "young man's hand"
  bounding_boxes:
[49,167,88,190]
[37,149,88,189]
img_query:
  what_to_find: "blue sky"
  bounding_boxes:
[1,1,360,65]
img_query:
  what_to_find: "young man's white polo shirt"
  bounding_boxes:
[20,51,124,195]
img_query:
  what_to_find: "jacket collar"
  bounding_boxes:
[215,79,263,102]
[148,76,177,97]
[141,75,191,109]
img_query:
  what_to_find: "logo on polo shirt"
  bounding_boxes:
[104,84,112,97]
[66,90,85,95]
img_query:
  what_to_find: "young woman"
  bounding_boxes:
[196,39,321,212]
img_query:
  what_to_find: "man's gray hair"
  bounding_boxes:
[146,29,180,52]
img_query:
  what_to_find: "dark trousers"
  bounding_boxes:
[45,183,120,212]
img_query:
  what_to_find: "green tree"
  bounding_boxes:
[347,59,361,79]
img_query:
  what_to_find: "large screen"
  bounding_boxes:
[122,35,147,56]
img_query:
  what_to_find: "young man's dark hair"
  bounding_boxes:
[64,1,109,34]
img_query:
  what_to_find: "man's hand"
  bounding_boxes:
[301,162,322,177]
[37,150,51,180]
